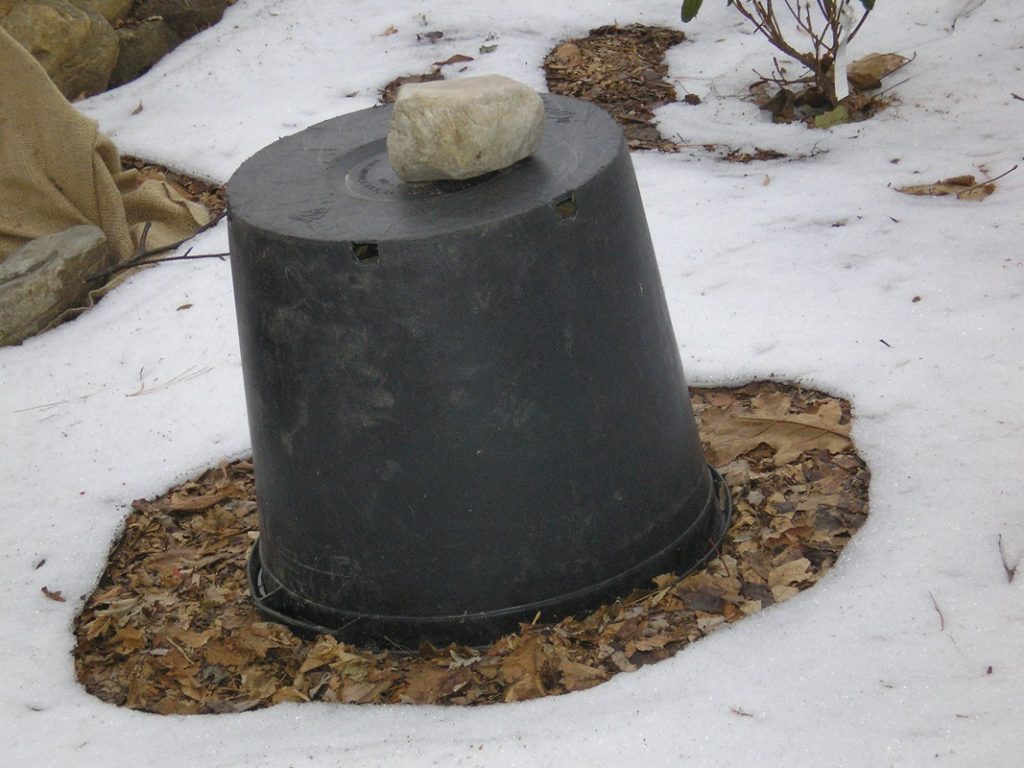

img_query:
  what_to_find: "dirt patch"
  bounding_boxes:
[74,380,869,713]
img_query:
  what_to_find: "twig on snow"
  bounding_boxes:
[951,0,987,30]
[967,164,1019,192]
[126,365,214,398]
[928,590,945,631]
[997,534,1019,583]
[84,211,227,283]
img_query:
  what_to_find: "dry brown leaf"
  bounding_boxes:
[770,585,801,601]
[696,614,726,632]
[341,679,391,703]
[847,53,909,90]
[402,666,472,704]
[233,623,291,658]
[501,637,547,702]
[41,586,65,602]
[700,393,850,466]
[112,626,146,652]
[170,628,216,649]
[168,484,240,512]
[768,557,813,588]
[549,42,583,68]
[895,175,996,201]
[271,686,308,704]
[298,636,344,674]
[204,641,249,666]
[379,70,444,104]
[433,53,474,67]
[558,658,609,690]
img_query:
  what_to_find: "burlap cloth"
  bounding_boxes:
[0,27,209,333]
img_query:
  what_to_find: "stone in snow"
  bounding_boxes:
[387,74,544,183]
[0,225,108,346]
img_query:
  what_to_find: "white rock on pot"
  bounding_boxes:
[386,74,544,183]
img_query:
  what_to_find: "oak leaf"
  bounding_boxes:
[500,637,547,702]
[402,665,471,704]
[204,641,249,667]
[847,53,909,90]
[168,484,239,512]
[895,174,996,201]
[768,557,813,588]
[558,659,609,691]
[700,392,850,466]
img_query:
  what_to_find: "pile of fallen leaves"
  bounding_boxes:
[543,24,688,151]
[121,156,227,217]
[74,381,868,713]
[750,53,909,128]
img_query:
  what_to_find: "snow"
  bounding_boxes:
[2,0,1021,765]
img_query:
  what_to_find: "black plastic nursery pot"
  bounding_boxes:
[227,94,731,647]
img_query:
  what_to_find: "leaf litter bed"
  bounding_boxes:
[540,23,907,159]
[74,381,869,713]
[543,24,689,152]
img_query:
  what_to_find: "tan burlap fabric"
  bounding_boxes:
[0,26,208,268]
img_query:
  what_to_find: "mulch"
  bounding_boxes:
[74,380,869,713]
[543,24,688,151]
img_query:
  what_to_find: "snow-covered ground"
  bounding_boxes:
[2,0,1021,765]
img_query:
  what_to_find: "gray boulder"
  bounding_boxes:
[0,225,109,346]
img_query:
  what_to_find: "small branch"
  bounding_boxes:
[89,247,230,281]
[708,536,733,578]
[166,636,194,664]
[1013,93,1024,103]
[847,2,872,43]
[874,76,912,99]
[84,210,226,284]
[951,0,987,30]
[140,249,230,266]
[969,164,1019,191]
[928,590,945,631]
[998,534,1019,583]
[880,51,917,80]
